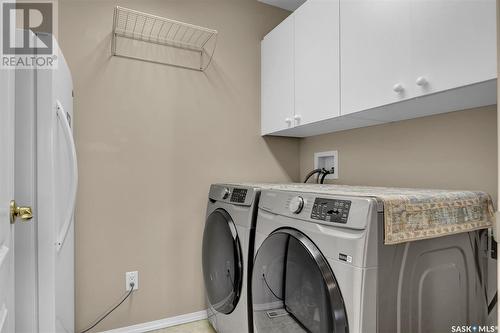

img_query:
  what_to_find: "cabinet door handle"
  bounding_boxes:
[416,76,428,86]
[294,115,301,123]
[285,118,292,125]
[393,83,404,93]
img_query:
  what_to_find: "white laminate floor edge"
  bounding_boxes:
[99,310,208,333]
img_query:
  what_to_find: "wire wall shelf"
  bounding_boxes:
[111,6,218,71]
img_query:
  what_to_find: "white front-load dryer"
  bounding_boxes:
[251,187,490,333]
[203,183,283,333]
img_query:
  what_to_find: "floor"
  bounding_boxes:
[151,320,216,333]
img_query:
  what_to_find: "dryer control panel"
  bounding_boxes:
[311,198,351,224]
[230,188,248,203]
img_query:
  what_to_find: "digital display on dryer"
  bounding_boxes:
[311,198,351,224]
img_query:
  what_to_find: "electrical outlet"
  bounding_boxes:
[314,151,339,180]
[126,271,139,291]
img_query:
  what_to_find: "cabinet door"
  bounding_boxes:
[340,0,413,116]
[295,0,340,126]
[261,15,295,135]
[411,0,496,96]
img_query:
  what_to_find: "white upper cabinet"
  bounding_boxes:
[411,0,496,96]
[261,0,497,137]
[341,0,496,117]
[295,0,340,125]
[261,15,295,135]
[340,0,413,116]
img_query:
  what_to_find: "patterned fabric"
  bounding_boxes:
[235,183,495,245]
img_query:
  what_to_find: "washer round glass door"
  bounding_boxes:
[202,208,243,315]
[252,228,348,333]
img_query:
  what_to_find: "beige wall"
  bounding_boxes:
[60,0,498,331]
[58,1,297,331]
[300,106,498,205]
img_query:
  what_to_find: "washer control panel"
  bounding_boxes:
[230,188,248,203]
[311,198,351,224]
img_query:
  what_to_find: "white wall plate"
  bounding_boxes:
[314,151,339,180]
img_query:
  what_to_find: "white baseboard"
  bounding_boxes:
[100,310,208,333]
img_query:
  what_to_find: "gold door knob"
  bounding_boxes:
[10,200,33,224]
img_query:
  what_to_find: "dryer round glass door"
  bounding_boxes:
[252,228,348,333]
[202,208,243,315]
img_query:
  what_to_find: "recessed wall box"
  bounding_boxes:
[314,151,338,180]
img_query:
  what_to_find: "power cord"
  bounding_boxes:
[79,282,135,333]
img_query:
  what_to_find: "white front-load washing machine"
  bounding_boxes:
[251,187,490,333]
[203,183,282,333]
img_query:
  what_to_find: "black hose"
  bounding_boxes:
[320,168,335,184]
[305,167,335,184]
[320,171,328,184]
[303,168,323,183]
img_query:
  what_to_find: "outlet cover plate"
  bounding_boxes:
[126,271,139,291]
[314,151,339,180]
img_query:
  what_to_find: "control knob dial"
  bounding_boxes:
[289,196,304,214]
[222,188,231,199]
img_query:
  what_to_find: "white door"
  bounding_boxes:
[14,62,38,333]
[295,0,340,126]
[0,0,17,330]
[0,57,16,333]
[340,0,413,116]
[261,15,295,135]
[410,0,496,96]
